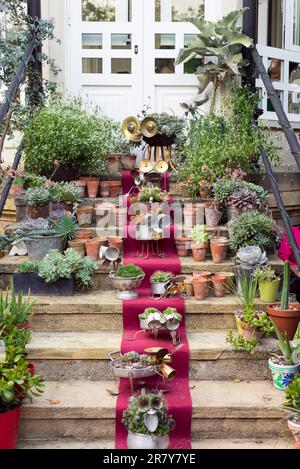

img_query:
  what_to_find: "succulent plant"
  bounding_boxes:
[235,246,268,266]
[150,271,174,284]
[116,264,145,278]
[25,187,51,206]
[191,225,208,245]
[228,188,260,211]
[230,211,275,252]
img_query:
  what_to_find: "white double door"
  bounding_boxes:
[65,0,200,121]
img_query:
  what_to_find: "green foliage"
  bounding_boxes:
[0,287,35,328]
[122,391,175,437]
[213,178,268,208]
[24,100,120,177]
[283,374,300,420]
[48,182,81,204]
[270,320,300,366]
[230,210,275,252]
[150,271,174,284]
[280,261,290,310]
[52,214,79,242]
[25,187,51,206]
[225,331,257,354]
[253,267,280,283]
[191,225,208,245]
[138,187,167,203]
[17,261,39,273]
[116,264,145,279]
[122,352,152,365]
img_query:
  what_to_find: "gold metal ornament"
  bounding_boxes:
[121,116,142,142]
[154,160,169,174]
[140,159,154,173]
[140,118,158,138]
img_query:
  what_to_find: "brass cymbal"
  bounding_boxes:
[154,160,169,174]
[121,116,142,142]
[140,159,154,173]
[141,117,158,138]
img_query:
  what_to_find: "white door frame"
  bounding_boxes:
[285,0,300,52]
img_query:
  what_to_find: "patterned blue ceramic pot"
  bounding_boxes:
[268,359,300,390]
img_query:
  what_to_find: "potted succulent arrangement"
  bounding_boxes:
[25,187,51,219]
[138,187,168,205]
[0,327,44,449]
[139,308,182,342]
[268,262,300,340]
[191,225,208,262]
[150,271,174,297]
[226,275,274,354]
[0,287,36,332]
[110,264,145,299]
[122,390,175,449]
[49,182,81,211]
[253,266,281,303]
[14,249,98,296]
[234,246,268,292]
[229,210,276,253]
[283,374,300,448]
[268,320,300,390]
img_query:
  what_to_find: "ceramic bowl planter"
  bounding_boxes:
[87,179,100,198]
[85,239,100,260]
[258,279,280,303]
[109,180,122,198]
[109,272,145,299]
[235,315,264,342]
[192,277,208,301]
[204,201,223,227]
[77,206,94,227]
[288,419,300,449]
[22,234,64,261]
[210,237,229,263]
[267,303,300,340]
[127,432,169,450]
[191,242,207,262]
[212,275,227,298]
[100,181,110,197]
[27,203,50,220]
[13,272,76,296]
[0,407,21,449]
[268,358,300,390]
[175,237,191,257]
[72,180,86,198]
[121,154,137,171]
[68,240,86,257]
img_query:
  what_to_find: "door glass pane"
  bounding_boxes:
[267,0,283,48]
[82,0,132,22]
[184,34,197,48]
[82,58,103,73]
[289,90,300,114]
[289,62,300,83]
[111,34,132,49]
[111,58,132,74]
[184,57,202,74]
[155,34,175,49]
[293,0,300,46]
[268,58,283,82]
[82,33,102,49]
[155,0,204,22]
[155,58,175,74]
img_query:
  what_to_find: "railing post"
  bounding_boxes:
[27,0,43,107]
[242,0,258,92]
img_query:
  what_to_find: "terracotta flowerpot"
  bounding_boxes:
[183,204,205,228]
[218,272,236,289]
[77,206,94,227]
[109,180,122,198]
[85,239,100,260]
[184,277,194,297]
[93,237,107,247]
[288,419,300,448]
[121,154,137,171]
[235,315,264,342]
[204,201,223,227]
[108,154,121,173]
[72,180,86,198]
[68,240,86,257]
[26,203,50,220]
[191,242,207,262]
[193,271,213,279]
[192,277,208,301]
[86,180,100,198]
[267,303,300,340]
[212,275,227,298]
[75,229,92,240]
[210,238,229,263]
[108,236,123,251]
[100,181,110,197]
[175,237,191,257]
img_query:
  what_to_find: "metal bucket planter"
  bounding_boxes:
[127,432,170,450]
[22,234,64,261]
[151,282,167,296]
[109,272,145,299]
[268,358,300,390]
[13,272,76,296]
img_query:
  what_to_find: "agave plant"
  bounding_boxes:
[176,8,253,113]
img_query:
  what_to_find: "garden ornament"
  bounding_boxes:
[9,239,28,257]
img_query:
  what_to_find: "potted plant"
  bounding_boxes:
[138,187,168,205]
[235,246,268,292]
[229,210,276,253]
[14,249,98,296]
[122,390,175,449]
[150,271,174,296]
[119,141,137,171]
[71,180,87,198]
[0,327,44,449]
[0,287,36,332]
[20,229,65,261]
[283,374,300,448]
[109,264,145,299]
[268,320,300,390]
[210,236,229,263]
[25,187,51,219]
[86,178,100,199]
[191,225,208,262]
[192,276,209,301]
[268,262,300,340]
[175,237,191,257]
[253,267,281,303]
[52,213,79,249]
[49,181,81,211]
[139,308,182,333]
[211,274,228,297]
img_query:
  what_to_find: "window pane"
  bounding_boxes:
[155,58,175,74]
[82,0,132,22]
[267,90,283,112]
[155,34,175,49]
[289,62,300,83]
[184,58,202,74]
[155,0,204,22]
[111,58,132,74]
[267,0,283,48]
[293,0,300,46]
[82,58,103,73]
[82,33,102,49]
[289,90,300,114]
[184,34,197,48]
[268,58,283,81]
[111,34,132,49]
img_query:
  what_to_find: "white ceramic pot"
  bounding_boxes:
[127,432,170,450]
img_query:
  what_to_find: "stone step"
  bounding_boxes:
[27,292,274,333]
[20,380,285,440]
[17,437,294,450]
[27,330,276,381]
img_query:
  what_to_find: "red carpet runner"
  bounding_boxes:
[115,172,192,449]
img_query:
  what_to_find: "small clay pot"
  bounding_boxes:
[68,240,86,257]
[85,239,100,260]
[93,237,107,247]
[218,272,236,289]
[108,236,123,251]
[204,201,223,227]
[72,180,87,198]
[77,206,94,227]
[210,238,229,263]
[193,271,213,279]
[267,303,300,340]
[184,277,194,297]
[211,275,227,298]
[108,154,121,174]
[175,237,191,257]
[87,180,100,198]
[191,242,207,262]
[192,277,208,301]
[75,229,92,240]
[27,203,50,220]
[183,204,205,228]
[109,180,122,198]
[121,154,137,171]
[100,181,110,197]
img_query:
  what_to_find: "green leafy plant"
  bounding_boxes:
[280,261,290,310]
[122,391,175,437]
[213,178,268,207]
[116,264,145,279]
[225,331,257,354]
[25,187,51,206]
[230,210,275,252]
[0,287,36,328]
[52,214,79,242]
[253,267,280,284]
[191,225,208,246]
[48,182,81,204]
[17,261,39,273]
[150,271,173,284]
[138,187,167,203]
[283,374,300,422]
[270,320,300,366]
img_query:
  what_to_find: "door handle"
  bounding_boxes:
[134,45,139,55]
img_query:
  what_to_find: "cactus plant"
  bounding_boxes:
[280,261,290,311]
